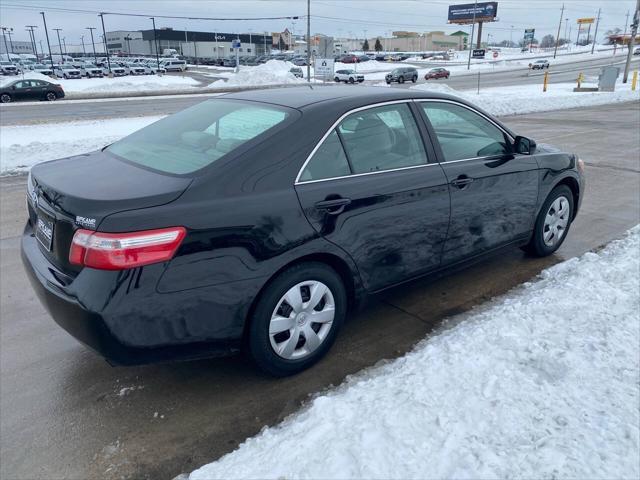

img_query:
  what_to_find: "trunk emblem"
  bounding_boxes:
[75,216,96,229]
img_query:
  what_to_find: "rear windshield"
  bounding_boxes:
[107,99,290,175]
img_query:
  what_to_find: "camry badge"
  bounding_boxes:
[75,216,97,229]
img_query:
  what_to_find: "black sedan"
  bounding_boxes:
[0,79,64,103]
[21,87,585,376]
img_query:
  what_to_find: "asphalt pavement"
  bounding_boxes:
[1,101,638,480]
[1,54,638,126]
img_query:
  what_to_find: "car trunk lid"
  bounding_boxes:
[28,149,192,275]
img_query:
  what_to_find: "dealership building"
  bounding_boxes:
[106,28,272,57]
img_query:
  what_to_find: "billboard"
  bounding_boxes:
[448,2,498,24]
[472,49,486,58]
[577,17,595,24]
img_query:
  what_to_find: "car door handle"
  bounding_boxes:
[314,198,351,214]
[451,176,474,189]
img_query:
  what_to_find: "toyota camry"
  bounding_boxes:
[21,86,585,376]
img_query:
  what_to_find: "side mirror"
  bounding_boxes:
[11,86,16,90]
[514,135,536,155]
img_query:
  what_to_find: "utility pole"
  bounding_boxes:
[564,18,569,40]
[62,37,67,57]
[124,35,131,56]
[306,0,311,82]
[81,35,86,56]
[53,28,63,61]
[591,8,601,54]
[150,17,160,70]
[510,25,513,46]
[6,28,14,54]
[98,14,111,73]
[554,4,565,58]
[86,27,97,64]
[26,25,38,57]
[467,0,478,70]
[623,0,640,83]
[1,28,10,57]
[40,12,54,69]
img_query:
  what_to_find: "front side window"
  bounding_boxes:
[337,103,428,174]
[107,99,290,175]
[421,102,512,161]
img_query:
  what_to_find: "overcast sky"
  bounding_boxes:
[0,0,636,49]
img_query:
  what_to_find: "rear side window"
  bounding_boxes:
[107,99,290,175]
[299,131,350,182]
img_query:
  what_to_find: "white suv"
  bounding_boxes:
[160,59,187,72]
[333,69,364,84]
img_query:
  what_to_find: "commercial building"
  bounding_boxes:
[105,28,272,58]
[0,40,35,55]
[337,31,468,53]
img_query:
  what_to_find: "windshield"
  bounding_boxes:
[107,99,290,175]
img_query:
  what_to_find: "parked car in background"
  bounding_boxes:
[290,67,304,78]
[21,87,584,376]
[424,68,450,80]
[126,63,149,75]
[529,59,550,70]
[110,65,128,76]
[633,47,640,55]
[374,54,387,61]
[334,69,364,83]
[222,58,237,67]
[31,63,54,76]
[53,64,81,79]
[0,61,20,75]
[161,59,187,72]
[80,63,104,78]
[292,57,308,66]
[385,66,418,84]
[357,55,371,62]
[340,54,359,64]
[0,79,64,102]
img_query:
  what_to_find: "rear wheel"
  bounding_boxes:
[412,75,417,83]
[398,76,405,84]
[348,77,355,84]
[334,76,340,82]
[0,93,11,103]
[523,185,574,257]
[248,262,347,377]
[45,91,57,101]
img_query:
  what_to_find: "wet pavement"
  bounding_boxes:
[0,101,638,479]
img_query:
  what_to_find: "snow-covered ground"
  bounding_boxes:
[407,80,640,116]
[207,60,309,87]
[0,71,199,94]
[0,116,162,174]
[190,226,640,480]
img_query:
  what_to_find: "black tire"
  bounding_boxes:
[523,185,574,257]
[334,76,340,82]
[411,75,417,83]
[248,262,347,377]
[398,76,405,84]
[0,93,11,103]
[348,77,355,84]
[386,80,391,84]
[45,91,57,101]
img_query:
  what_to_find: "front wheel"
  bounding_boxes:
[334,76,340,82]
[348,77,355,84]
[0,93,11,103]
[412,75,417,83]
[45,91,57,101]
[398,76,405,84]
[248,262,347,377]
[523,185,574,257]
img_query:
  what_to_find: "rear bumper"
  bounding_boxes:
[21,223,247,365]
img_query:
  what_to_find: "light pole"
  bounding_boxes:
[124,35,131,56]
[1,28,11,57]
[53,28,63,62]
[26,25,38,56]
[81,35,86,56]
[98,14,111,73]
[564,18,569,40]
[62,37,67,57]
[623,0,640,82]
[510,25,514,47]
[150,17,160,70]
[86,27,97,64]
[5,28,14,54]
[40,12,54,69]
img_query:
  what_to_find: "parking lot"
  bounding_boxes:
[1,101,638,479]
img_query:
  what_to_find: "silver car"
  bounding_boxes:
[53,64,82,79]
[80,64,104,78]
[0,61,19,75]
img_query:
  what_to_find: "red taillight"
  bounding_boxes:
[69,227,186,270]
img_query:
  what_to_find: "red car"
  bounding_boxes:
[425,68,450,80]
[340,54,359,64]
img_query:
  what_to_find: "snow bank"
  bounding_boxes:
[0,116,162,174]
[410,81,640,116]
[1,71,199,93]
[190,226,640,480]
[208,60,305,88]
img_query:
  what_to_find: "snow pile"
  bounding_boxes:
[0,116,162,174]
[209,60,305,88]
[190,227,640,480]
[2,71,199,93]
[411,81,640,116]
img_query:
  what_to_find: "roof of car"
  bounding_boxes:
[221,85,462,109]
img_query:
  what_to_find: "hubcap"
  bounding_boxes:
[543,196,570,247]
[269,280,335,360]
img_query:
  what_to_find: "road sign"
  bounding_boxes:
[577,17,595,24]
[232,39,241,49]
[314,58,334,79]
[472,49,486,59]
[318,36,334,58]
[493,50,498,58]
[524,28,535,41]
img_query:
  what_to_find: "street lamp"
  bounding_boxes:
[86,27,98,65]
[80,35,86,56]
[124,34,131,56]
[52,28,63,62]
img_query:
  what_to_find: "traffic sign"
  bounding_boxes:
[232,39,241,49]
[493,51,498,58]
[472,49,486,59]
[314,58,335,79]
